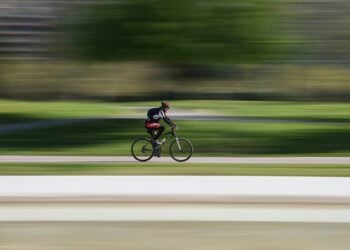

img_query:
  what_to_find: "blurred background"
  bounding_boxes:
[1,2,350,249]
[0,0,349,101]
[0,0,349,159]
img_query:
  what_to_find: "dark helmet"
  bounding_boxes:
[161,101,170,110]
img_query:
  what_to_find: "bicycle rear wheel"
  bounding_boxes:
[169,138,193,162]
[131,138,154,162]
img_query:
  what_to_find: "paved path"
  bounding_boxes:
[1,155,350,164]
[1,176,350,203]
[1,176,350,223]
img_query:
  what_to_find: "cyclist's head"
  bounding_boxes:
[161,101,170,111]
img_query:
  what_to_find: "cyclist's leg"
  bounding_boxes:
[145,122,161,141]
[146,128,153,136]
[152,126,163,157]
[153,125,164,140]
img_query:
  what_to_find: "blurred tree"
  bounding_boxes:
[65,0,285,64]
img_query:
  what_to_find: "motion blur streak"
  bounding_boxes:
[0,0,349,101]
[1,222,350,250]
[0,1,350,249]
[1,203,350,223]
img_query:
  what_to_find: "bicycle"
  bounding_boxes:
[131,127,193,162]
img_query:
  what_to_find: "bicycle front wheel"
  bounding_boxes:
[131,138,154,162]
[169,138,193,162]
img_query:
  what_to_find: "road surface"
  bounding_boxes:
[1,176,349,249]
[1,176,350,221]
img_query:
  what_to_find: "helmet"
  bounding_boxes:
[161,101,170,110]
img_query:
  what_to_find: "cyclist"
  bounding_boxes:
[145,101,176,146]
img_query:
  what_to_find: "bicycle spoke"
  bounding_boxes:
[170,138,193,162]
[131,138,154,162]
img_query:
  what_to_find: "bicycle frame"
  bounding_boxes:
[157,128,178,150]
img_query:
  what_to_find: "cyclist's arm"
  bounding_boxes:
[160,110,176,127]
[164,116,176,127]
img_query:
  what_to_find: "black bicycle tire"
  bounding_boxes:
[169,138,193,162]
[131,138,154,162]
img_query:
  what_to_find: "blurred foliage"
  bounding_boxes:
[1,62,349,101]
[65,0,286,64]
[1,0,350,102]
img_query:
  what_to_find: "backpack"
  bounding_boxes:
[147,108,161,121]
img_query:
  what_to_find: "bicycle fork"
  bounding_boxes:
[175,137,182,150]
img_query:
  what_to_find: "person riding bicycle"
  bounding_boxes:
[145,101,176,146]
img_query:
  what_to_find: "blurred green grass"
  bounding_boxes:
[0,99,130,124]
[2,99,350,122]
[171,100,350,122]
[0,163,349,176]
[1,119,349,156]
[1,99,349,156]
